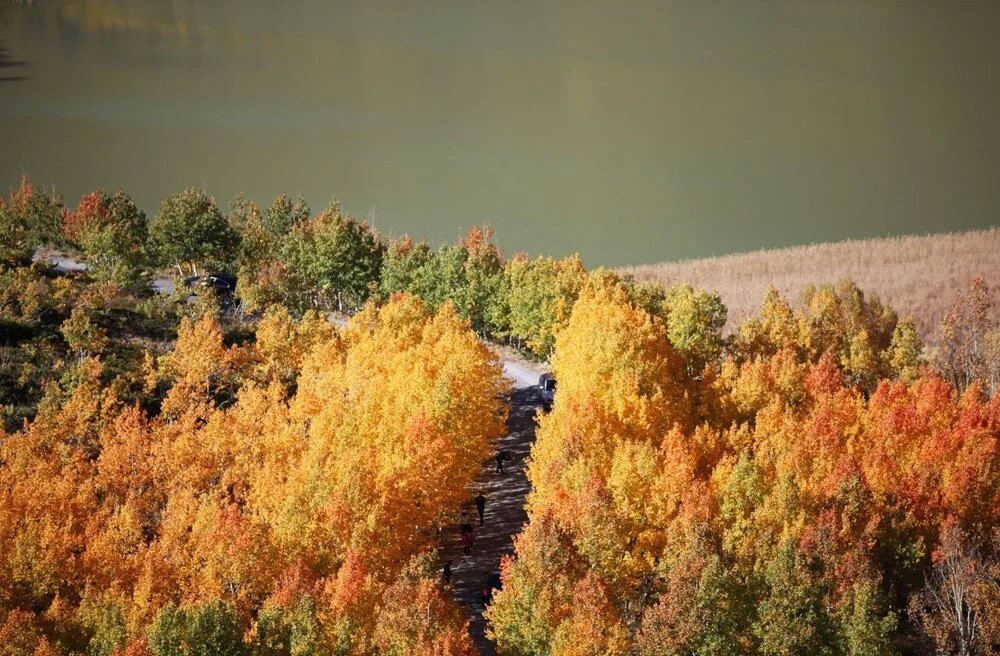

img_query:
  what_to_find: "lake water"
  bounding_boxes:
[2,1,998,266]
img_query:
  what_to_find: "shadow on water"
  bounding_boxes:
[0,39,30,82]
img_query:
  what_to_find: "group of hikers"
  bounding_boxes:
[444,488,504,607]
[442,494,485,586]
[441,448,511,587]
[460,494,486,555]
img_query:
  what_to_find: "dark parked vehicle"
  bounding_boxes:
[538,373,556,411]
[182,273,238,309]
[183,273,237,293]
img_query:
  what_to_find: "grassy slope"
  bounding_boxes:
[619,227,1000,341]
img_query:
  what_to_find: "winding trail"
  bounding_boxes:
[443,384,541,656]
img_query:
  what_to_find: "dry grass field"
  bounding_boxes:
[619,227,1000,342]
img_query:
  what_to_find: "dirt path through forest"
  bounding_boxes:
[442,385,541,656]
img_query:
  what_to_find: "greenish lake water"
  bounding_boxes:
[1,1,998,266]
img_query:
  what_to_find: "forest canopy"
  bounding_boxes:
[1,177,998,655]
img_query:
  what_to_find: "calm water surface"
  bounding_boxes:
[1,1,998,266]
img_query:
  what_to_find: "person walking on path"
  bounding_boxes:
[495,450,508,474]
[460,511,475,555]
[443,560,453,584]
[475,493,486,526]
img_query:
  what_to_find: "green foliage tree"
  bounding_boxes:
[80,597,129,656]
[637,551,757,656]
[85,221,147,288]
[753,543,839,656]
[663,283,728,375]
[7,176,64,246]
[64,190,149,288]
[838,580,897,656]
[410,244,466,310]
[279,201,384,313]
[227,195,274,306]
[504,255,586,357]
[148,601,249,656]
[229,192,310,313]
[375,226,505,336]
[0,202,33,268]
[150,188,239,276]
[254,598,320,656]
[263,193,310,243]
[887,317,923,382]
[60,307,107,360]
[797,281,900,392]
[458,226,507,336]
[378,237,434,302]
[0,177,64,267]
[626,279,670,319]
[735,286,798,361]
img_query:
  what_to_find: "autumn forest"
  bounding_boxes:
[1,178,999,656]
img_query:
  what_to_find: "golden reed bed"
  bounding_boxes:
[619,227,1000,341]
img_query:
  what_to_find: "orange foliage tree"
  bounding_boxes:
[0,296,506,655]
[488,276,999,656]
